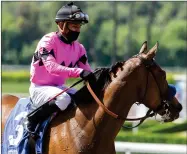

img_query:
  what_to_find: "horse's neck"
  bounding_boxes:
[96,79,138,136]
[75,60,141,140]
[92,59,142,137]
[49,60,142,150]
[75,71,140,141]
[63,78,140,144]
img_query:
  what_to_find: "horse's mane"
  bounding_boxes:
[93,67,111,90]
[72,61,124,104]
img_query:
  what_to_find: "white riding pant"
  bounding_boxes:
[29,83,76,111]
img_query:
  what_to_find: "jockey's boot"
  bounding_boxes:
[26,100,60,134]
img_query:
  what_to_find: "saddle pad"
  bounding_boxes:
[2,98,53,154]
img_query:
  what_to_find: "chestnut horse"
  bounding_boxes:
[2,42,182,154]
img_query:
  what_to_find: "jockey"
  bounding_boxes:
[26,2,93,133]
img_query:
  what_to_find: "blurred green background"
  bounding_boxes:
[2,1,187,66]
[2,1,187,146]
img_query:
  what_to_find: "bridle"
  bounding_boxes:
[86,54,174,128]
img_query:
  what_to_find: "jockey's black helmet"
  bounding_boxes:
[55,2,89,24]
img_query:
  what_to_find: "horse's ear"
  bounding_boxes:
[139,41,148,54]
[146,41,159,59]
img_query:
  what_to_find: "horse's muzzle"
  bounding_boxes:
[170,101,183,112]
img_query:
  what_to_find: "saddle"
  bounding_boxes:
[2,96,77,154]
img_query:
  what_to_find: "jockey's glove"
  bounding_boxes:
[80,70,94,81]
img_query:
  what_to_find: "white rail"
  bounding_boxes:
[115,141,186,154]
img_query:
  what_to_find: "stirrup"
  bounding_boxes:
[24,119,40,139]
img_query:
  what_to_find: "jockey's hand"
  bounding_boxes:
[80,70,94,81]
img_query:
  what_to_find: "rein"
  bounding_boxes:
[86,81,155,128]
[85,54,171,128]
[40,54,168,129]
[45,69,102,103]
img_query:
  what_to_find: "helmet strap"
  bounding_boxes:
[62,22,71,34]
[66,22,71,31]
[57,22,68,40]
[58,22,65,31]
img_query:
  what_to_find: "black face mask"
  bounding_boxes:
[66,28,80,43]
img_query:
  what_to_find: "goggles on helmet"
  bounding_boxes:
[69,12,89,24]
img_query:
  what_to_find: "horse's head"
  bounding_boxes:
[131,41,182,122]
[76,41,182,124]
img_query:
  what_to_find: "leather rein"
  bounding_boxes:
[44,55,167,129]
[86,82,155,128]
[86,55,165,128]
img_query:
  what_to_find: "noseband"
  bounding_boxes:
[86,54,175,128]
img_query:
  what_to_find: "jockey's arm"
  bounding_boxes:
[41,52,83,78]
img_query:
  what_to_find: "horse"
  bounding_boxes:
[2,41,182,154]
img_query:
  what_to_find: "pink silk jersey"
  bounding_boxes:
[30,32,92,86]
